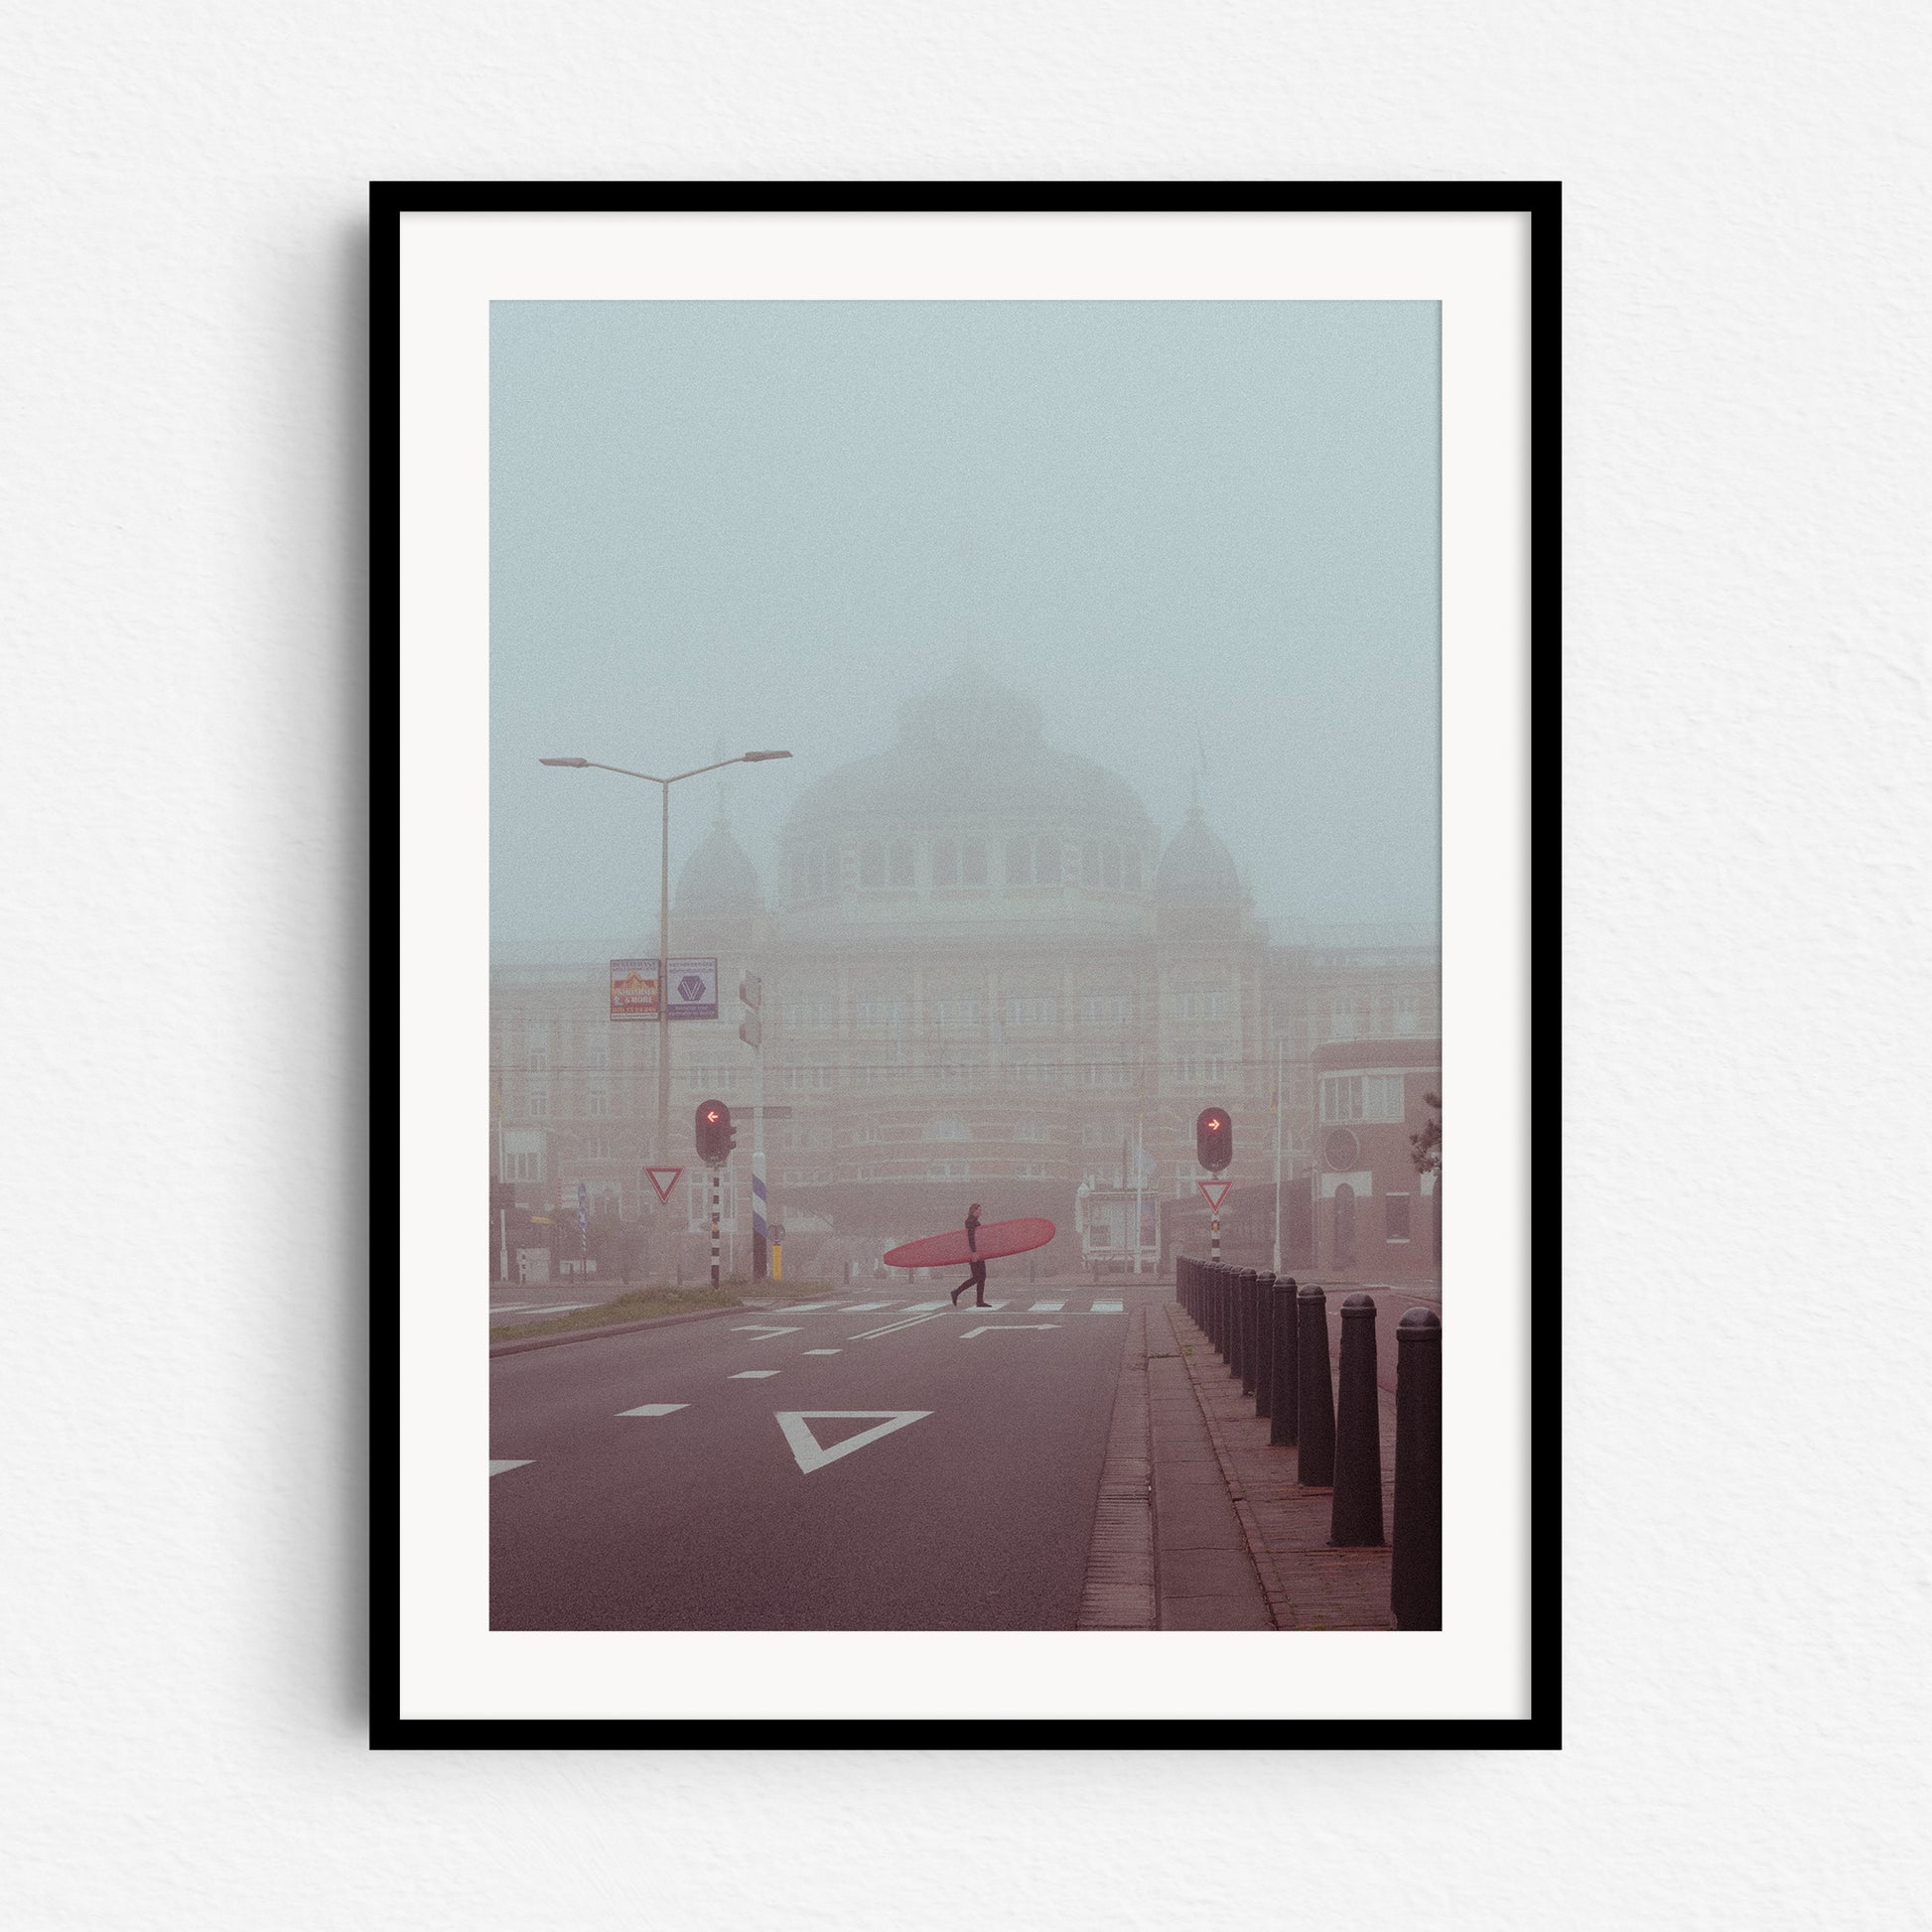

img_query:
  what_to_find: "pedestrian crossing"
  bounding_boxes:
[771,1298,1132,1316]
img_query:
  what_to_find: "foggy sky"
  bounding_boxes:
[490,301,1440,954]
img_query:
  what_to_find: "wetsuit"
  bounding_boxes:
[951,1210,989,1306]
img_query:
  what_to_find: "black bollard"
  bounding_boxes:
[1391,1307,1442,1630]
[1254,1272,1277,1418]
[1297,1283,1335,1485]
[1238,1270,1258,1394]
[1215,1265,1230,1361]
[1329,1294,1385,1546]
[1269,1276,1299,1446]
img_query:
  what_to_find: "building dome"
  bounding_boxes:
[674,816,763,915]
[1156,804,1241,902]
[783,661,1153,835]
[775,662,1161,934]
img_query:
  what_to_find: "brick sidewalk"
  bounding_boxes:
[1163,1299,1398,1631]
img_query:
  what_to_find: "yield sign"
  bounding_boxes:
[1197,1178,1232,1211]
[644,1166,683,1203]
[775,1410,931,1474]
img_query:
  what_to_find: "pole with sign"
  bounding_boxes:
[740,971,768,1279]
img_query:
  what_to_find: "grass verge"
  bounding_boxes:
[489,1282,833,1343]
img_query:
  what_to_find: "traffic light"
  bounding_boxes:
[1195,1106,1233,1173]
[696,1099,735,1167]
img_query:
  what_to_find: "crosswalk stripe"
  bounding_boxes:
[1091,1301,1125,1313]
[1029,1300,1066,1311]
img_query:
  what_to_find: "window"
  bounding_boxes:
[1103,841,1122,890]
[1385,1192,1412,1242]
[961,840,988,887]
[924,1119,970,1142]
[1005,835,1032,886]
[1083,1164,1124,1189]
[1394,989,1420,1036]
[1016,1119,1049,1143]
[1020,1162,1047,1179]
[1081,1120,1121,1146]
[1036,837,1062,886]
[1173,1056,1229,1086]
[932,839,958,888]
[930,1060,976,1088]
[586,1084,608,1117]
[586,1131,616,1159]
[931,996,980,1027]
[1176,983,1227,1020]
[926,1161,970,1181]
[1319,1073,1407,1123]
[857,1123,889,1144]
[855,997,906,1030]
[1006,1059,1058,1085]
[1082,841,1102,887]
[528,1086,550,1119]
[525,1024,550,1072]
[1081,1059,1132,1087]
[1082,991,1132,1024]
[586,1036,609,1070]
[1329,991,1362,1040]
[1122,846,1142,891]
[500,1129,543,1181]
[785,1062,836,1092]
[1006,995,1057,1026]
[783,994,834,1030]
[889,840,914,889]
[860,839,886,889]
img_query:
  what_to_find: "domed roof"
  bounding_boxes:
[675,817,763,914]
[1156,804,1240,900]
[783,661,1155,836]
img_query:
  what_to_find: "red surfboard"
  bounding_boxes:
[882,1217,1057,1270]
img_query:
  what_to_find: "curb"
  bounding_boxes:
[490,1300,807,1358]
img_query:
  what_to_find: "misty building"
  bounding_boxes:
[491,664,1440,1282]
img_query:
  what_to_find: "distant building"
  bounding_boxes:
[490,664,1440,1281]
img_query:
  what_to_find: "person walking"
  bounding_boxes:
[950,1201,990,1308]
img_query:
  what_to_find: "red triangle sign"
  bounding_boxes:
[1197,1178,1232,1211]
[644,1166,684,1204]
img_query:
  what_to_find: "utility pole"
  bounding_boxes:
[740,971,767,1279]
[1272,1030,1285,1277]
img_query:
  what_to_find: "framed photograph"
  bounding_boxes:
[374,181,1558,1746]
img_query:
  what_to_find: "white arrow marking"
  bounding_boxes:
[731,1324,802,1339]
[959,1324,1062,1339]
[488,1459,533,1476]
[775,1410,932,1473]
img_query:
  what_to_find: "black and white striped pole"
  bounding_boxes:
[709,1168,721,1290]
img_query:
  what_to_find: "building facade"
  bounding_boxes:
[490,666,1441,1283]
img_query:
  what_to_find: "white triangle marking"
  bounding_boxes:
[489,1459,533,1476]
[774,1410,932,1474]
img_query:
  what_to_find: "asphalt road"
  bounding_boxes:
[489,1287,1169,1629]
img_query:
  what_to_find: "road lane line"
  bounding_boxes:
[1091,1301,1125,1313]
[1029,1300,1066,1311]
[730,1369,780,1379]
[617,1404,688,1417]
[850,1311,949,1340]
[732,1324,803,1339]
[488,1460,533,1476]
[803,1348,841,1355]
[836,1302,896,1311]
[959,1324,1062,1339]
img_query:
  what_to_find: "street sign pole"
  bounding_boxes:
[741,971,767,1280]
[710,1168,721,1290]
[657,778,672,1284]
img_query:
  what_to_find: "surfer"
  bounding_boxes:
[950,1201,991,1308]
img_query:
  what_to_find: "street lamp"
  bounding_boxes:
[540,750,792,1261]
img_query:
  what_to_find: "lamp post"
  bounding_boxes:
[540,750,791,1274]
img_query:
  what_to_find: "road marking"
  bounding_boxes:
[901,1301,951,1311]
[489,1304,595,1315]
[803,1348,841,1355]
[730,1369,780,1379]
[1091,1301,1125,1313]
[776,1303,836,1311]
[617,1403,688,1417]
[960,1323,1062,1339]
[1029,1300,1066,1311]
[732,1324,803,1339]
[837,1302,895,1311]
[488,1459,533,1476]
[775,1410,932,1474]
[850,1311,949,1340]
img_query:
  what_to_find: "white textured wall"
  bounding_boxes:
[5,5,1928,1926]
